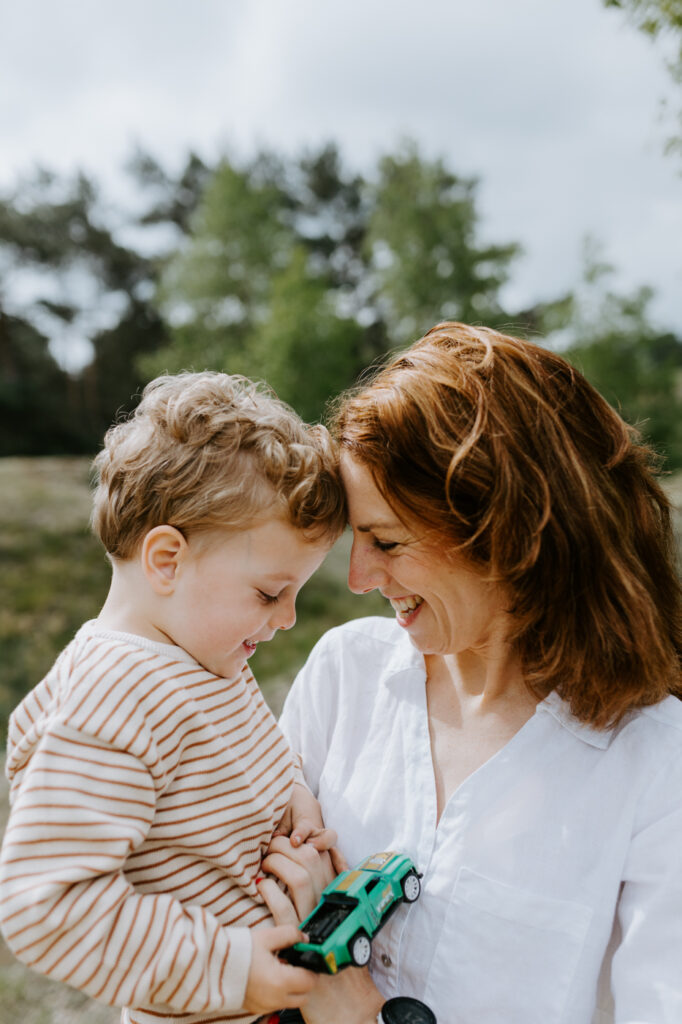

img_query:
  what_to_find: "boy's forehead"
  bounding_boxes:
[227,517,333,565]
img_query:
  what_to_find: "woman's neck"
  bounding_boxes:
[425,644,533,714]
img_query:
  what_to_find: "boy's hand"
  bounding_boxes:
[275,782,337,851]
[243,924,315,1014]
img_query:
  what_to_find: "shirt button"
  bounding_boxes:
[381,954,393,967]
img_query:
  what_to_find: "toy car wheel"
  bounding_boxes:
[401,871,421,903]
[349,930,372,966]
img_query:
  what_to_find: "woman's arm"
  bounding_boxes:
[610,749,682,1019]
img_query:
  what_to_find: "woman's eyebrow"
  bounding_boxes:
[356,519,401,533]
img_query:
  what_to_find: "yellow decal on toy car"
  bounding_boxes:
[336,870,362,891]
[360,851,394,870]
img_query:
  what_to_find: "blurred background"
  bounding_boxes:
[1,0,681,1018]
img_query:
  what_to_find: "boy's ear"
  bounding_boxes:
[141,526,188,595]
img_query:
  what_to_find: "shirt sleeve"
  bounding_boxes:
[0,721,252,1014]
[278,631,341,797]
[610,747,682,1023]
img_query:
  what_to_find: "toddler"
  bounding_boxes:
[0,372,346,1023]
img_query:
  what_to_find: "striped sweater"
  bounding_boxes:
[0,622,297,1024]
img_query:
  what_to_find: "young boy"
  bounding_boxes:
[0,372,346,1024]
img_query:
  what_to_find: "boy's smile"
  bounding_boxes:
[157,518,332,679]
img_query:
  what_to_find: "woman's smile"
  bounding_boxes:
[387,593,424,626]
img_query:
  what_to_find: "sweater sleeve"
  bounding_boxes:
[0,720,252,1014]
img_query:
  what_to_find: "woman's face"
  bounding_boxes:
[341,453,512,658]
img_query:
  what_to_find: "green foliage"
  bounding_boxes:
[126,148,211,234]
[2,140,681,473]
[604,0,682,41]
[0,154,211,456]
[0,168,166,453]
[0,311,85,455]
[560,243,682,468]
[142,156,294,378]
[366,143,520,341]
[145,141,534,419]
[245,248,365,422]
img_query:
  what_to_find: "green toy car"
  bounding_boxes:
[280,850,422,975]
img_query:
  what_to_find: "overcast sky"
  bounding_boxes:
[1,0,680,335]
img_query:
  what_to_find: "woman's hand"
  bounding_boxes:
[258,847,384,1024]
[261,834,343,920]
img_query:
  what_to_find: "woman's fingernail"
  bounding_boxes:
[256,875,265,884]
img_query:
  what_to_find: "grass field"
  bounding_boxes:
[0,456,680,1022]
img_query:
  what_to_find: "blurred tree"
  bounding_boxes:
[0,151,214,454]
[143,154,295,379]
[126,147,211,235]
[561,242,682,467]
[145,141,548,419]
[247,246,365,421]
[365,143,521,342]
[0,305,86,454]
[0,167,170,451]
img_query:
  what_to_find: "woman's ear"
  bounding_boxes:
[141,526,188,595]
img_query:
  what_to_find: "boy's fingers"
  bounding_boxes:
[289,818,312,846]
[291,824,338,850]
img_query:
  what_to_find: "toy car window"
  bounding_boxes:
[305,900,357,943]
[365,877,381,893]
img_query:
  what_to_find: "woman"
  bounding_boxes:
[261,322,682,1023]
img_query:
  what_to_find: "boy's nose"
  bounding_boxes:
[273,596,296,631]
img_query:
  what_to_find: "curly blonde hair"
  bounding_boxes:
[333,322,682,728]
[92,372,346,558]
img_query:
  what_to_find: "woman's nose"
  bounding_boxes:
[347,538,387,595]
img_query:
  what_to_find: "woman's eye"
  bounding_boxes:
[373,538,398,552]
[258,590,280,604]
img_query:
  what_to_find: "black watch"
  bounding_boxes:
[377,996,437,1023]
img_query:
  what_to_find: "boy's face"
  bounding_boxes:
[162,518,332,679]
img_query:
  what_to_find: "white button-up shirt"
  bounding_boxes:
[279,616,682,1024]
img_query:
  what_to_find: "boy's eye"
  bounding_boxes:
[258,590,280,604]
[373,538,398,552]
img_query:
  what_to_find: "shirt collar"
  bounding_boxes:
[380,631,615,750]
[380,626,427,683]
[538,691,615,749]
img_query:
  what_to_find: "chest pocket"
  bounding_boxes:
[426,866,593,1024]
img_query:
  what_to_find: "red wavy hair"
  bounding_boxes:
[333,322,682,728]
